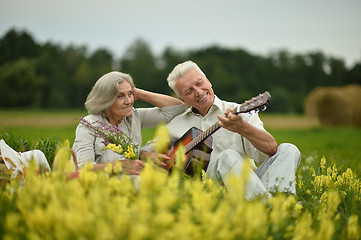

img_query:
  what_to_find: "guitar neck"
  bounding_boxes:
[184,91,270,153]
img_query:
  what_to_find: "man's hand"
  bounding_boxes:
[217,108,246,134]
[218,108,278,156]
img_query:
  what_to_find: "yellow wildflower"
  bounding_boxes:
[124,145,136,159]
[320,156,326,173]
[113,161,123,174]
[347,215,360,240]
[293,211,315,240]
[105,143,123,154]
[153,123,171,153]
[104,162,113,175]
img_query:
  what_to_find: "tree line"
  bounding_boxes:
[1,28,360,112]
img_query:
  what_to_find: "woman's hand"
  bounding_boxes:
[119,159,145,175]
[132,87,140,101]
[141,151,169,169]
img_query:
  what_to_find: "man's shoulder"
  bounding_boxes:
[215,96,239,110]
[169,108,193,121]
[167,108,199,126]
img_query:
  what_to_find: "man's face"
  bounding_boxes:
[175,68,215,116]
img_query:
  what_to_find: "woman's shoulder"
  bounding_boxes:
[83,114,106,122]
[129,107,140,118]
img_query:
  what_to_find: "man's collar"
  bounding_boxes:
[212,95,223,111]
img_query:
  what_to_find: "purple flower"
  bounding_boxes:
[79,117,139,157]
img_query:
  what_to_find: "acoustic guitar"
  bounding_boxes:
[165,91,271,176]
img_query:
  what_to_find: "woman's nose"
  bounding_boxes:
[124,95,131,104]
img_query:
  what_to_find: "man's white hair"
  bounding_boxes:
[167,60,206,96]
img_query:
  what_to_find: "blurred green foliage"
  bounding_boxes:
[1,28,360,112]
[0,131,58,167]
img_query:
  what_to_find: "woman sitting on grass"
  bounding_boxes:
[72,71,185,175]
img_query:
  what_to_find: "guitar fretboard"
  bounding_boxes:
[185,122,220,153]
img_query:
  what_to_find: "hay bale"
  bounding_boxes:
[304,87,334,118]
[343,84,361,127]
[304,84,361,127]
[316,89,353,126]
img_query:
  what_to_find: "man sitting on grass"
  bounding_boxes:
[143,60,301,199]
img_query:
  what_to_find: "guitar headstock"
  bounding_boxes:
[234,91,271,114]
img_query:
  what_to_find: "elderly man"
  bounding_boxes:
[143,60,301,199]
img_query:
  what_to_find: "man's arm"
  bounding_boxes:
[217,108,277,156]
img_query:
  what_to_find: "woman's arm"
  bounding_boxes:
[73,125,145,174]
[133,87,183,107]
[93,160,145,175]
[72,123,97,167]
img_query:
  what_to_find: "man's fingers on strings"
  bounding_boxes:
[223,108,233,116]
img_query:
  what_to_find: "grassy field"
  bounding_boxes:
[1,109,361,239]
[1,109,360,174]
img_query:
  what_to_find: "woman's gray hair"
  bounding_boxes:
[85,71,134,116]
[167,60,206,96]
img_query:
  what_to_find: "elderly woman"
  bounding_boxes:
[72,71,185,175]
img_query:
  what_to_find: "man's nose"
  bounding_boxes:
[194,86,202,96]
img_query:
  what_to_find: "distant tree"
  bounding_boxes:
[325,57,347,86]
[267,87,293,112]
[35,42,69,108]
[188,46,270,102]
[346,62,361,85]
[0,59,44,107]
[0,29,40,65]
[0,28,358,112]
[73,48,114,107]
[61,45,88,107]
[120,39,164,107]
[306,52,328,88]
[159,47,188,94]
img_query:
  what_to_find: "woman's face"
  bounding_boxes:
[106,81,134,124]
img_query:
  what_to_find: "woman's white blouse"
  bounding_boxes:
[72,105,186,167]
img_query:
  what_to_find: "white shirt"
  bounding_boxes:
[73,105,186,167]
[143,96,268,166]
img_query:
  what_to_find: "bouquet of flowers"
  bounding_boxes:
[79,117,138,159]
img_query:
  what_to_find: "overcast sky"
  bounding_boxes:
[1,0,360,67]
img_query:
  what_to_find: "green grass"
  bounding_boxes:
[1,109,360,175]
[3,125,359,174]
[1,125,155,147]
[0,108,86,143]
[1,125,77,143]
[269,127,361,174]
